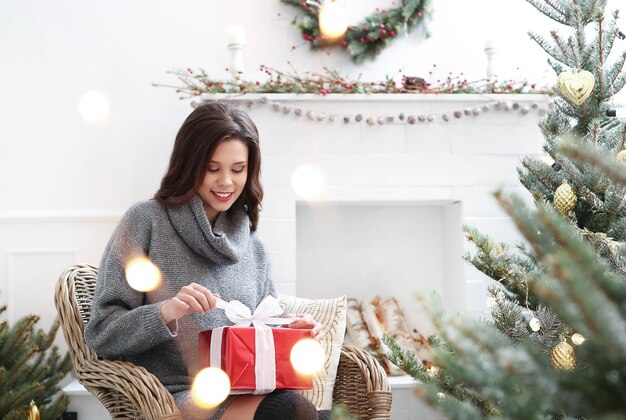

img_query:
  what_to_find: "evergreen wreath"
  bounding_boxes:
[281,0,432,64]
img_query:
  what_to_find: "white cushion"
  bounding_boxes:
[278,293,347,410]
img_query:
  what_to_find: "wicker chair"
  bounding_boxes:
[55,264,392,419]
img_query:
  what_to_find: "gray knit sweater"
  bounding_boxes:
[84,195,276,395]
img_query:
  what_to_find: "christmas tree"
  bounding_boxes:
[385,0,626,417]
[0,304,72,419]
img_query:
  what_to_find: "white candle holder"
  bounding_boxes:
[485,47,498,83]
[227,43,245,77]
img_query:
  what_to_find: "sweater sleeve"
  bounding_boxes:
[260,242,278,301]
[84,203,175,358]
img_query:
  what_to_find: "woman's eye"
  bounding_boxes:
[208,168,219,172]
[233,169,245,173]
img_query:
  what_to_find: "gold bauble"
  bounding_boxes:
[556,70,595,106]
[551,340,576,371]
[554,180,577,214]
[617,150,626,166]
[28,400,40,420]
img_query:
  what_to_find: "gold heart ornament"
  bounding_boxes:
[556,70,595,106]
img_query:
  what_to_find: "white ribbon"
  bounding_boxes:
[210,296,290,394]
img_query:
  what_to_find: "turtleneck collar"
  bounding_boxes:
[166,194,251,264]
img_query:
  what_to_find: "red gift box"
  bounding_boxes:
[198,327,313,392]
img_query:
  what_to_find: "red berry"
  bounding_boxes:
[342,40,348,47]
[382,29,387,35]
[417,11,422,17]
[360,38,364,43]
[362,26,368,31]
[390,31,395,36]
[379,24,385,29]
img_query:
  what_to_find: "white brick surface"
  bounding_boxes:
[362,124,407,155]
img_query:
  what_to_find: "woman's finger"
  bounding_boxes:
[177,293,204,314]
[183,286,211,312]
[189,283,218,310]
[171,297,189,310]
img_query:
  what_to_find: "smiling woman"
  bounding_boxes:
[83,102,327,420]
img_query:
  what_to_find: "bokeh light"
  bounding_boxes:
[78,90,111,126]
[191,367,231,409]
[571,333,586,345]
[125,257,162,292]
[291,164,325,199]
[290,338,325,375]
[319,0,348,41]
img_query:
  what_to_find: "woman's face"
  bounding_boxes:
[199,139,249,225]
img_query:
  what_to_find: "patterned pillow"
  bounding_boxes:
[278,293,347,410]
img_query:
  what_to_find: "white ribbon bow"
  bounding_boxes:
[210,296,290,394]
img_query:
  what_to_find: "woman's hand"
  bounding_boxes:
[285,313,323,340]
[160,283,219,325]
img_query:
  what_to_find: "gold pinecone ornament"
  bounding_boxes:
[554,180,577,214]
[551,340,576,371]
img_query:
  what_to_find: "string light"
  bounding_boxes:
[290,338,325,375]
[606,109,626,118]
[571,333,586,345]
[529,318,541,332]
[191,367,231,409]
[291,164,325,199]
[78,90,111,126]
[125,257,162,292]
[318,0,348,41]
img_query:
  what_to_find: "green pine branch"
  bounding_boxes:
[0,303,71,419]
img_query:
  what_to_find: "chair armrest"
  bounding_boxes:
[76,358,181,420]
[333,345,392,420]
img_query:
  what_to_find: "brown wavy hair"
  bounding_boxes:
[155,102,264,231]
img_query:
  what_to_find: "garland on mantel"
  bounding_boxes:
[156,65,548,97]
[193,95,554,125]
[155,66,553,125]
[280,0,432,63]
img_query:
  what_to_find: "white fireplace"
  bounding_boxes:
[228,93,550,324]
